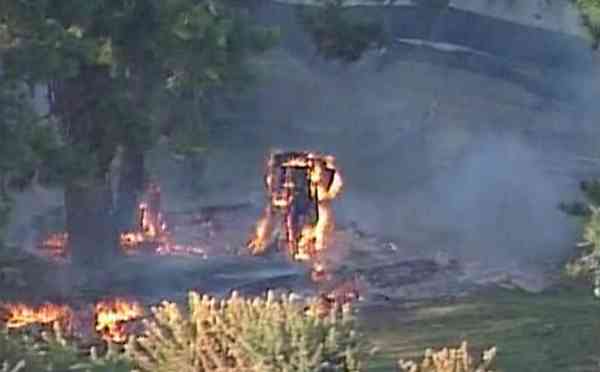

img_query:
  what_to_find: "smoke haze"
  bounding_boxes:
[179,3,600,268]
[7,2,600,275]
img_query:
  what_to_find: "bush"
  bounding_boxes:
[397,341,496,372]
[126,291,366,372]
[299,0,387,63]
[561,180,600,295]
[575,0,600,47]
[0,323,130,372]
[566,205,600,296]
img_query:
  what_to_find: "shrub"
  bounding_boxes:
[126,291,365,372]
[566,205,600,296]
[575,0,600,47]
[299,0,387,63]
[397,341,496,372]
[561,180,600,295]
[1,360,25,372]
[0,323,130,372]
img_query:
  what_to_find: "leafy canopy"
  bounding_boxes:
[0,0,278,180]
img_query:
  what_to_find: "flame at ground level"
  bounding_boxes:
[1,299,144,343]
[95,299,144,343]
[39,183,207,259]
[2,303,72,329]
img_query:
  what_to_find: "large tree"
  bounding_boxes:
[0,0,277,266]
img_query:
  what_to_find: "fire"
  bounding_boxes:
[119,183,170,253]
[248,151,343,280]
[2,303,72,329]
[310,261,331,282]
[37,183,201,259]
[39,232,69,258]
[94,299,144,343]
[247,209,272,255]
[119,231,146,250]
[2,299,144,343]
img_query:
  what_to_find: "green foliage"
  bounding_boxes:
[565,206,600,294]
[0,79,62,245]
[299,0,387,63]
[559,179,600,217]
[0,0,278,183]
[575,0,600,47]
[561,180,600,294]
[0,324,130,372]
[126,291,366,372]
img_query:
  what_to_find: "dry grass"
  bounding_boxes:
[397,341,496,372]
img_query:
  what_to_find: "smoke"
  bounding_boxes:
[6,2,597,276]
[426,134,577,263]
[184,3,599,269]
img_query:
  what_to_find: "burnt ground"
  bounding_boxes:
[0,202,596,372]
[0,202,560,310]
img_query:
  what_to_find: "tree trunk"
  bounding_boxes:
[65,180,120,267]
[115,146,145,232]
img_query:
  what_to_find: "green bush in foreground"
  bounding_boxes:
[126,291,365,372]
[0,293,508,372]
[0,323,130,372]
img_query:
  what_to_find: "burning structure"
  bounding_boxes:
[248,151,343,278]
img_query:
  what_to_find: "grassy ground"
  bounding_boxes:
[363,284,600,372]
[576,0,600,47]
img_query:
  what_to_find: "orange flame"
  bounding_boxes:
[2,303,73,329]
[248,205,274,255]
[94,299,144,343]
[248,151,342,280]
[119,184,171,253]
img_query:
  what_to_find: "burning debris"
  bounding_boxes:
[120,183,170,253]
[248,151,343,279]
[116,183,207,257]
[1,299,144,344]
[38,183,207,259]
[2,303,73,329]
[94,298,144,343]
